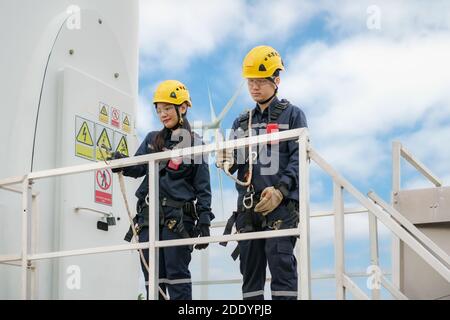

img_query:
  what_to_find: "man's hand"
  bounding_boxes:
[216,148,234,171]
[194,223,210,250]
[254,186,283,216]
[108,151,127,173]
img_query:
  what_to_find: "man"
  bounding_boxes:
[217,45,307,300]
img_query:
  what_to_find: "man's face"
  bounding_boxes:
[247,77,280,104]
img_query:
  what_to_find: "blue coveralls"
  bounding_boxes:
[229,96,307,300]
[122,130,214,300]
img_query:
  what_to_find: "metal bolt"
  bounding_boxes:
[69,49,74,55]
[114,73,119,79]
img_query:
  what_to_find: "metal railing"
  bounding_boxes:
[391,141,444,290]
[0,130,448,300]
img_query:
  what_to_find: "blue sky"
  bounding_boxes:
[136,0,450,299]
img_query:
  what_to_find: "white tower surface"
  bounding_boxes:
[0,0,141,299]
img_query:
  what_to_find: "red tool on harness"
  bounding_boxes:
[266,123,279,145]
[168,157,182,170]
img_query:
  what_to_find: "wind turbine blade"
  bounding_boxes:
[207,82,217,121]
[216,80,244,123]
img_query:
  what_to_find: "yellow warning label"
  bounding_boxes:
[96,128,112,161]
[99,103,109,124]
[76,122,94,146]
[75,117,95,161]
[115,136,129,157]
[122,114,131,133]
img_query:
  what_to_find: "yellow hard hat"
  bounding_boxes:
[153,80,192,107]
[242,45,285,79]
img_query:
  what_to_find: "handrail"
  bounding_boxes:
[399,143,442,187]
[391,141,444,291]
[310,149,450,283]
[368,191,450,268]
[192,271,391,286]
[0,128,310,300]
[343,275,369,300]
[2,129,447,300]
[0,175,27,188]
[22,128,307,181]
[380,275,408,300]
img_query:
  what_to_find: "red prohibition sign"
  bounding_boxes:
[112,109,120,120]
[96,169,112,191]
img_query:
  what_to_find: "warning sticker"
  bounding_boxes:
[95,168,112,206]
[99,102,109,124]
[111,107,120,128]
[75,116,95,161]
[95,124,113,161]
[114,132,129,157]
[122,112,131,133]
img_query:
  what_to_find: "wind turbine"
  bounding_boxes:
[193,81,244,219]
[191,81,244,130]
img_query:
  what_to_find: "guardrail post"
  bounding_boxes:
[30,192,40,299]
[148,160,159,300]
[334,183,345,300]
[392,141,402,292]
[298,133,311,300]
[21,178,32,300]
[368,212,380,300]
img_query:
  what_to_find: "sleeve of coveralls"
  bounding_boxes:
[193,161,215,225]
[278,108,308,190]
[122,132,153,178]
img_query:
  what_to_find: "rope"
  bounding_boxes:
[98,145,169,300]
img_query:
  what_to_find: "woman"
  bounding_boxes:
[112,80,214,300]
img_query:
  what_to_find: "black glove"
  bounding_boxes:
[194,223,210,250]
[108,151,127,173]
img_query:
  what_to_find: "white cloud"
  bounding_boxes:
[139,0,244,72]
[139,0,320,73]
[319,0,450,37]
[281,33,450,180]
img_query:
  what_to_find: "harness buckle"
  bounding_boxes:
[243,185,255,210]
[167,219,177,230]
[270,219,283,230]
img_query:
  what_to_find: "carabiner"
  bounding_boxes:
[242,185,255,209]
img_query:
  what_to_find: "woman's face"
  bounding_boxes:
[155,102,187,129]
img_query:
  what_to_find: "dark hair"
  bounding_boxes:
[153,106,193,152]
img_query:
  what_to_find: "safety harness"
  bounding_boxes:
[124,196,198,242]
[220,99,296,260]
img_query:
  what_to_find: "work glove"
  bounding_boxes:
[194,223,210,250]
[254,186,284,216]
[108,151,127,173]
[216,148,234,171]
